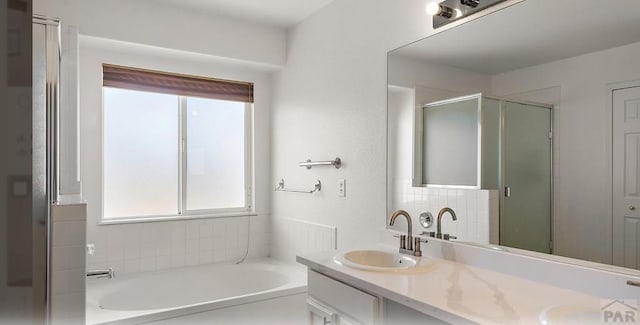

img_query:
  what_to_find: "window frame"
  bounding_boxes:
[100,87,254,225]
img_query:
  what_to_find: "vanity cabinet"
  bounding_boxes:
[307,270,380,324]
[306,269,450,325]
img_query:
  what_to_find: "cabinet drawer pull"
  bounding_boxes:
[307,298,338,324]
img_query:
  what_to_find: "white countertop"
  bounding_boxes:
[297,245,606,324]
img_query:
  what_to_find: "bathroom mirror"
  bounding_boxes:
[387,0,640,275]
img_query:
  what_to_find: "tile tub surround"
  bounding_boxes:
[298,243,638,324]
[389,180,499,245]
[271,217,337,263]
[87,215,270,275]
[51,203,87,325]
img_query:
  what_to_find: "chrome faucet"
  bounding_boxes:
[87,268,115,279]
[389,210,426,256]
[436,207,457,240]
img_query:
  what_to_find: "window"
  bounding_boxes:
[102,64,253,220]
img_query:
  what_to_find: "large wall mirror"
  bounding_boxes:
[387,0,640,276]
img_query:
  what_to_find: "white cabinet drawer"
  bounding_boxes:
[308,270,379,324]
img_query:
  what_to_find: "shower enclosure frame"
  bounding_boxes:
[414,93,484,189]
[32,14,61,322]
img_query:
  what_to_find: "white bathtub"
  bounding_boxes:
[87,259,307,324]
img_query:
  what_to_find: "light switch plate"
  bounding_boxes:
[338,179,346,197]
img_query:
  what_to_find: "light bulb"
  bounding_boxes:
[426,2,441,16]
[454,8,463,18]
[426,1,454,18]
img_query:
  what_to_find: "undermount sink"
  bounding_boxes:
[334,250,428,272]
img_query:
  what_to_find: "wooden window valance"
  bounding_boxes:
[102,64,254,103]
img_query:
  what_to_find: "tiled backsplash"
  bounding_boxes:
[271,217,337,263]
[87,215,270,275]
[390,180,498,244]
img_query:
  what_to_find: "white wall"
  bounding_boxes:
[388,55,492,94]
[492,41,640,264]
[33,0,286,69]
[270,0,433,261]
[33,0,280,274]
[81,38,272,274]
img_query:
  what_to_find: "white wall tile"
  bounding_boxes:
[140,256,157,272]
[106,244,124,262]
[170,255,186,268]
[50,204,86,325]
[388,181,495,244]
[186,253,199,266]
[186,220,200,239]
[52,246,86,272]
[123,259,141,274]
[50,293,84,325]
[198,222,214,238]
[51,203,86,222]
[170,237,186,256]
[52,221,85,247]
[157,241,172,257]
[51,269,85,296]
[156,255,171,270]
[199,237,214,251]
[106,224,124,245]
[86,261,108,272]
[140,241,157,259]
[123,243,141,261]
[213,249,227,263]
[271,217,337,262]
[199,250,214,264]
[87,215,268,276]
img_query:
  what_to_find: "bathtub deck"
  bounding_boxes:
[86,258,307,325]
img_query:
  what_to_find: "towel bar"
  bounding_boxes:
[299,157,341,169]
[274,179,321,194]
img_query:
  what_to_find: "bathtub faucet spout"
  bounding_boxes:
[87,268,115,279]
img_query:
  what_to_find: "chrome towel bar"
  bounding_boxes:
[275,179,321,194]
[299,157,341,169]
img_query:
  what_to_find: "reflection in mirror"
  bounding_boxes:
[387,0,640,274]
[420,95,480,188]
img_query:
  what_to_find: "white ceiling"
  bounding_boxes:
[392,0,640,74]
[155,0,335,28]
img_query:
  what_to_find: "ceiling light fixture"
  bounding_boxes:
[426,2,455,18]
[430,0,511,29]
[460,0,480,8]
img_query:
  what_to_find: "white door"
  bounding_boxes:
[613,86,640,268]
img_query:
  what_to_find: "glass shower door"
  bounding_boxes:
[501,102,552,253]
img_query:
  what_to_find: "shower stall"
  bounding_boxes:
[420,93,553,253]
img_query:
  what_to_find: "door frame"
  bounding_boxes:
[609,79,640,266]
